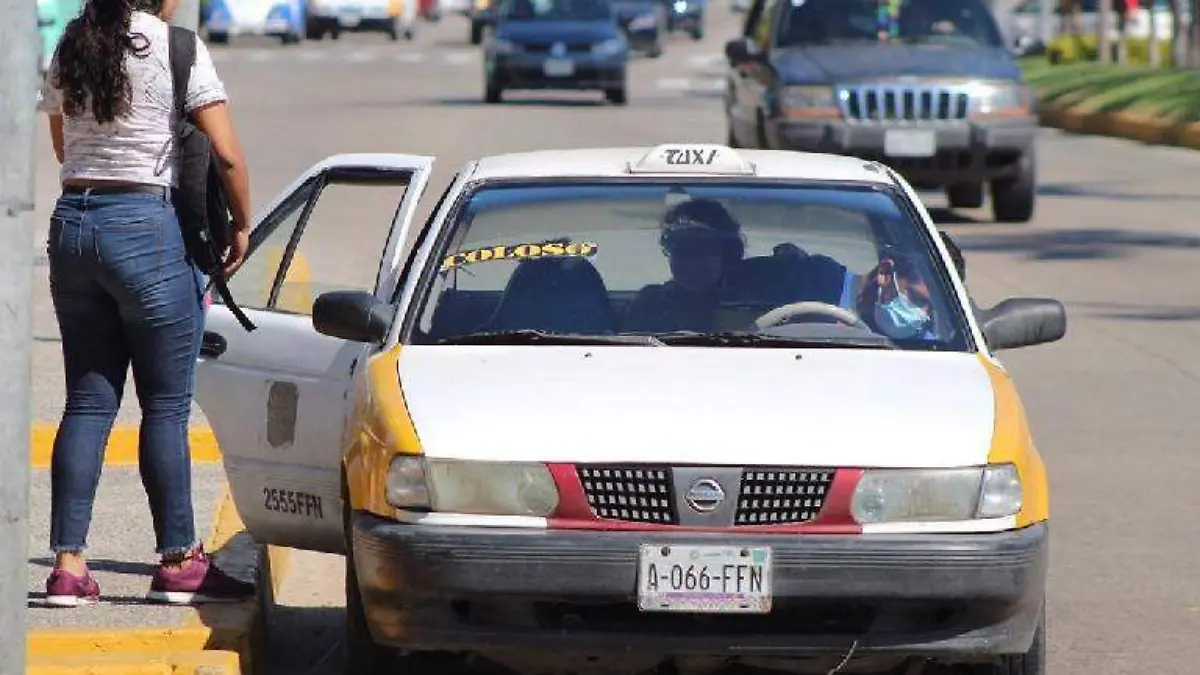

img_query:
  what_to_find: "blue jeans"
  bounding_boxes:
[47,188,207,557]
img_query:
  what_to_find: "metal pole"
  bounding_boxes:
[171,0,201,32]
[0,0,39,670]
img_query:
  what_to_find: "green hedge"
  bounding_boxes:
[1019,59,1200,122]
[1045,33,1174,67]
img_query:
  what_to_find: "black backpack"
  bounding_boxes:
[167,25,256,332]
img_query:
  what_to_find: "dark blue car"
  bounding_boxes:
[484,0,631,105]
[609,0,665,57]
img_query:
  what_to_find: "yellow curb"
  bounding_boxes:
[28,487,292,675]
[1036,101,1200,151]
[30,424,222,469]
[27,649,240,675]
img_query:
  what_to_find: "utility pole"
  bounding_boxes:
[0,0,38,672]
[171,0,201,32]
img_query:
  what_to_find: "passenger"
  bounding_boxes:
[36,0,254,606]
[623,199,745,332]
[856,249,937,339]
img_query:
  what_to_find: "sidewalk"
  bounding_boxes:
[25,444,289,675]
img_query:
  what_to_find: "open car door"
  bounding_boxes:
[194,153,433,554]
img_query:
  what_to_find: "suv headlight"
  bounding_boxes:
[850,464,1023,524]
[779,85,838,114]
[385,456,560,517]
[967,82,1033,117]
[592,37,624,55]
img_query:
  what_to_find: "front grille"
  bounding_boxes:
[839,85,969,122]
[734,468,835,525]
[578,465,678,525]
[522,42,593,53]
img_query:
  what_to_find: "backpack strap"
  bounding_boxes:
[167,25,196,123]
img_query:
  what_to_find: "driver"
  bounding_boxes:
[855,247,936,339]
[622,199,745,333]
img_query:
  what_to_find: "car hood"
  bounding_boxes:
[397,346,998,467]
[774,43,1021,83]
[495,19,617,42]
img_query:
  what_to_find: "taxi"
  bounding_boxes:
[195,144,1065,675]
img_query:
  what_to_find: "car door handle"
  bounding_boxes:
[200,331,228,358]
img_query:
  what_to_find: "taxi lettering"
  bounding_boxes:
[441,240,599,271]
[664,148,718,166]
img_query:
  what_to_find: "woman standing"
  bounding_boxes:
[37,0,255,606]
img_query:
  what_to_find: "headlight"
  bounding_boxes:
[385,456,560,517]
[672,0,687,11]
[592,37,624,55]
[850,464,1023,524]
[627,13,656,29]
[967,81,1033,117]
[780,85,837,110]
[490,38,521,54]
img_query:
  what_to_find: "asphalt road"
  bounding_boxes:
[25,5,1200,675]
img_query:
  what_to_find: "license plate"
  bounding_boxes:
[637,544,772,614]
[338,11,362,26]
[542,58,575,77]
[884,129,937,157]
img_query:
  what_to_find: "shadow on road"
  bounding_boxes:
[1036,181,1200,204]
[1067,301,1200,322]
[952,228,1200,262]
[430,95,608,108]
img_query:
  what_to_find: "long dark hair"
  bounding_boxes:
[53,0,163,124]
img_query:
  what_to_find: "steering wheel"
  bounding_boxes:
[751,301,867,331]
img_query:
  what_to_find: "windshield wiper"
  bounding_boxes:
[650,331,896,349]
[437,329,666,346]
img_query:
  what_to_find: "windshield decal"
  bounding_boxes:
[440,239,599,272]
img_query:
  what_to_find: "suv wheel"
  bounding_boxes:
[947,182,984,209]
[990,149,1036,223]
[342,474,396,673]
[605,84,628,105]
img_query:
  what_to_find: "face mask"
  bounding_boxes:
[874,290,931,338]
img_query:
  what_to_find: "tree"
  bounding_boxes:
[1098,0,1114,61]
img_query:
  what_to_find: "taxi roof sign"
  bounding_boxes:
[627,144,757,176]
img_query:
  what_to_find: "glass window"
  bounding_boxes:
[222,182,317,313]
[776,0,1004,49]
[408,179,971,350]
[499,0,613,21]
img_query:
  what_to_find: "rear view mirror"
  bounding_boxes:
[978,298,1066,351]
[312,290,396,344]
[725,37,756,64]
[939,230,965,281]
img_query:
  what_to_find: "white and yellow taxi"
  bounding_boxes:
[196,144,1064,675]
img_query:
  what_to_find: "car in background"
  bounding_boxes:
[202,0,307,43]
[306,0,417,39]
[723,0,1040,223]
[611,0,666,56]
[483,0,630,105]
[1006,0,1182,56]
[663,0,705,39]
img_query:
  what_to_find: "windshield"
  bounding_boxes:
[499,0,613,21]
[409,180,971,351]
[777,0,1004,49]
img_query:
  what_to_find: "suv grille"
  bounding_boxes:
[734,468,835,525]
[839,85,969,122]
[578,465,678,524]
[576,465,836,526]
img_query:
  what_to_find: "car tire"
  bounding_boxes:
[690,21,703,40]
[208,31,229,44]
[305,22,323,39]
[946,182,985,209]
[342,474,396,674]
[470,20,484,44]
[330,26,341,39]
[605,85,628,105]
[485,80,502,104]
[281,31,301,44]
[990,149,1036,223]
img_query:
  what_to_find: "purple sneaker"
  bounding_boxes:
[45,568,100,607]
[147,546,256,605]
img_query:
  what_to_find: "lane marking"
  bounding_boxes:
[29,424,221,468]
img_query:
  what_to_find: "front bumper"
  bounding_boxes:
[309,10,394,30]
[353,513,1048,668]
[487,53,627,90]
[767,116,1039,186]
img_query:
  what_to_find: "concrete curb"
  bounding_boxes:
[27,486,293,675]
[1037,101,1200,150]
[30,424,222,468]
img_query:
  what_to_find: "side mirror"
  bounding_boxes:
[939,230,966,281]
[978,298,1066,351]
[725,37,755,64]
[312,290,396,344]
